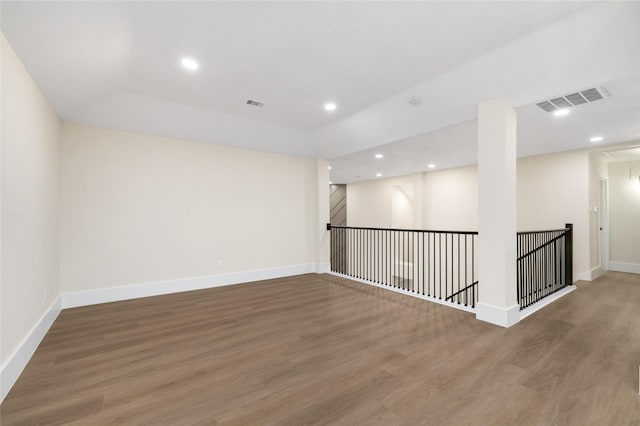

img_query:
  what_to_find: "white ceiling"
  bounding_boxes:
[0,1,593,128]
[2,1,640,178]
[329,75,640,183]
[603,146,640,163]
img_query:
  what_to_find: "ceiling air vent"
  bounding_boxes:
[580,88,603,102]
[564,93,588,106]
[246,99,264,107]
[536,101,557,113]
[536,86,608,113]
[549,97,572,109]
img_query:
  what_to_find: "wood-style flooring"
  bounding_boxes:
[1,272,639,425]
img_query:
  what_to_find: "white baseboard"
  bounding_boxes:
[2,264,326,403]
[314,263,330,274]
[1,296,62,403]
[520,285,577,320]
[575,267,603,282]
[475,303,520,328]
[590,267,604,280]
[62,263,319,309]
[609,261,640,275]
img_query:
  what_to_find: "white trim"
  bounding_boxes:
[1,264,323,402]
[609,261,640,275]
[62,263,318,309]
[520,285,577,320]
[1,295,62,403]
[314,263,330,274]
[475,303,520,328]
[590,267,604,281]
[599,178,610,271]
[575,266,603,282]
[327,271,476,314]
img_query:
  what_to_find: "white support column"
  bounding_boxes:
[476,97,520,327]
[316,158,330,273]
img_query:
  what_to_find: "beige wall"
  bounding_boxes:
[423,165,478,231]
[517,151,590,278]
[60,123,318,292]
[1,34,61,365]
[347,150,592,279]
[608,160,640,266]
[347,173,427,229]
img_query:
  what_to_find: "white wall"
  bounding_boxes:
[347,150,592,279]
[1,34,61,366]
[608,160,640,272]
[60,123,319,293]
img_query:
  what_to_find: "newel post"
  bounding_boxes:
[564,223,573,285]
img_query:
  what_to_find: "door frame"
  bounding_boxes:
[599,177,609,271]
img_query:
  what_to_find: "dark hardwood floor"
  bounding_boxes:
[1,272,639,425]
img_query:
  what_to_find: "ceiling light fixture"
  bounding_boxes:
[328,181,333,185]
[328,166,332,170]
[324,102,337,112]
[427,164,436,169]
[181,57,199,71]
[590,136,604,143]
[553,109,570,117]
[375,153,384,159]
[376,173,382,177]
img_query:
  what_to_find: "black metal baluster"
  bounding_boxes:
[392,230,395,288]
[367,229,370,281]
[450,233,453,303]
[444,233,448,300]
[358,228,362,279]
[457,234,460,305]
[422,232,425,295]
[471,235,475,306]
[439,233,442,300]
[389,229,392,287]
[404,231,407,291]
[428,232,432,297]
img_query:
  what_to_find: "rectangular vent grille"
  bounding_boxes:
[565,93,587,106]
[580,88,603,102]
[536,86,608,113]
[550,97,572,109]
[536,101,557,112]
[246,99,264,107]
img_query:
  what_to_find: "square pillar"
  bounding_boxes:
[476,97,520,327]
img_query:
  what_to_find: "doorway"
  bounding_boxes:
[599,177,609,271]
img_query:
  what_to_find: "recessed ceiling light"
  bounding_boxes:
[427,164,436,169]
[376,173,382,177]
[328,166,332,170]
[590,136,604,143]
[181,57,199,71]
[375,153,384,159]
[324,102,337,112]
[553,108,570,117]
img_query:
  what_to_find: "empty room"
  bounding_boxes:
[1,1,639,425]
